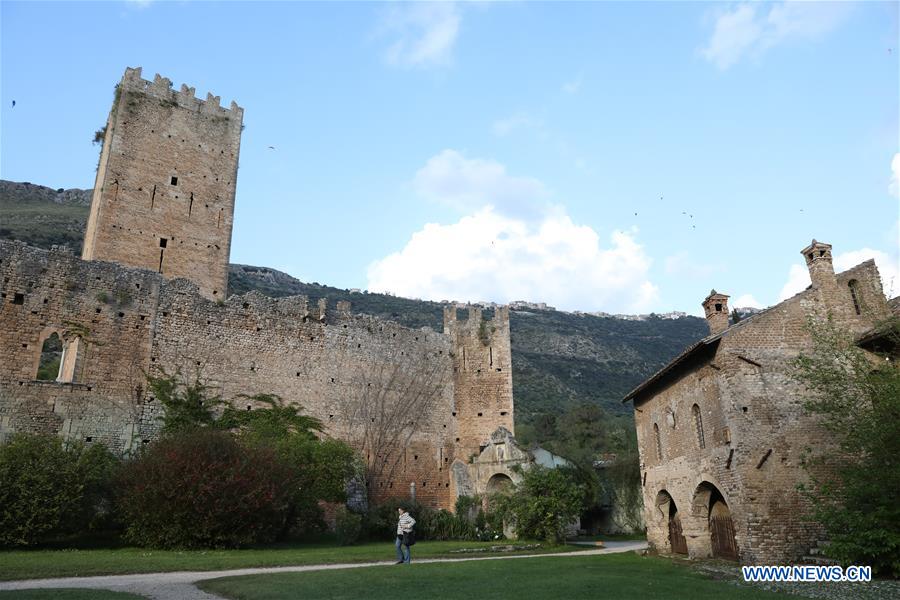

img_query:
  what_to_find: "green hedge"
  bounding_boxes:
[0,434,119,547]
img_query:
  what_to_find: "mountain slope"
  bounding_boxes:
[0,181,91,252]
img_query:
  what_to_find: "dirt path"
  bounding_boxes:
[0,541,647,599]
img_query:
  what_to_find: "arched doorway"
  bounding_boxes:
[694,482,738,560]
[486,473,514,494]
[655,490,687,555]
[484,473,516,538]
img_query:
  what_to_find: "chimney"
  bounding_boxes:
[702,289,730,335]
[800,239,836,291]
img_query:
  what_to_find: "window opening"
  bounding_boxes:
[36,333,63,381]
[692,404,705,449]
[848,280,861,315]
[654,423,663,461]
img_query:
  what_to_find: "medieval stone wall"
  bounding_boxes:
[444,305,515,461]
[82,67,242,300]
[0,241,162,452]
[1,67,516,512]
[632,248,889,564]
[0,240,515,510]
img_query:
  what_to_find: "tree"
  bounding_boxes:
[147,367,225,434]
[490,465,584,544]
[329,344,450,499]
[792,316,900,576]
[217,393,323,443]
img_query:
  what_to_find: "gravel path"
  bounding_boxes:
[0,541,648,600]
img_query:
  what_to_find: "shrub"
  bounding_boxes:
[491,466,584,544]
[362,498,480,542]
[0,435,119,547]
[335,507,363,546]
[362,498,416,541]
[116,430,298,548]
[218,394,357,536]
[269,435,358,536]
[64,442,121,534]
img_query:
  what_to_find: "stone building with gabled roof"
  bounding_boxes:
[623,239,893,564]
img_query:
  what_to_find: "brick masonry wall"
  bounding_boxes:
[82,67,242,300]
[632,255,889,564]
[0,240,514,510]
[444,306,515,461]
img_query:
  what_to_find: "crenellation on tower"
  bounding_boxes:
[82,66,243,299]
[445,304,515,456]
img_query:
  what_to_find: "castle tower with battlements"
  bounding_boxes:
[82,67,243,299]
[444,306,515,457]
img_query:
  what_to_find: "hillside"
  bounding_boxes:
[230,264,708,418]
[0,181,91,252]
[1,180,709,421]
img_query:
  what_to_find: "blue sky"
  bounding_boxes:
[2,1,898,314]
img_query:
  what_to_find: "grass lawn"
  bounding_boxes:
[0,591,144,600]
[199,553,793,600]
[0,540,592,581]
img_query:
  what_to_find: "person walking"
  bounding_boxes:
[395,506,416,564]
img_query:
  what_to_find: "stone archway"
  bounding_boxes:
[486,472,514,495]
[693,481,738,560]
[655,489,687,555]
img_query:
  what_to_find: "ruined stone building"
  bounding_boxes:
[623,240,893,564]
[0,68,516,510]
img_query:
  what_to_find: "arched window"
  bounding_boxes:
[692,404,705,449]
[36,333,63,381]
[654,423,663,462]
[848,280,861,315]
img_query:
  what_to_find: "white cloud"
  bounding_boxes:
[412,149,549,219]
[777,263,811,301]
[732,294,765,309]
[562,74,583,94]
[778,248,900,301]
[367,208,658,313]
[491,112,541,137]
[370,150,659,312]
[381,2,461,68]
[890,152,900,198]
[664,251,721,279]
[702,1,852,70]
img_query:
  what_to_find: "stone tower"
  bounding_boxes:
[82,67,243,299]
[444,305,515,458]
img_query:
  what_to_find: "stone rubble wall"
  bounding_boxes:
[0,240,515,510]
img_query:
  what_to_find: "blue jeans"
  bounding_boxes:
[395,535,410,563]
